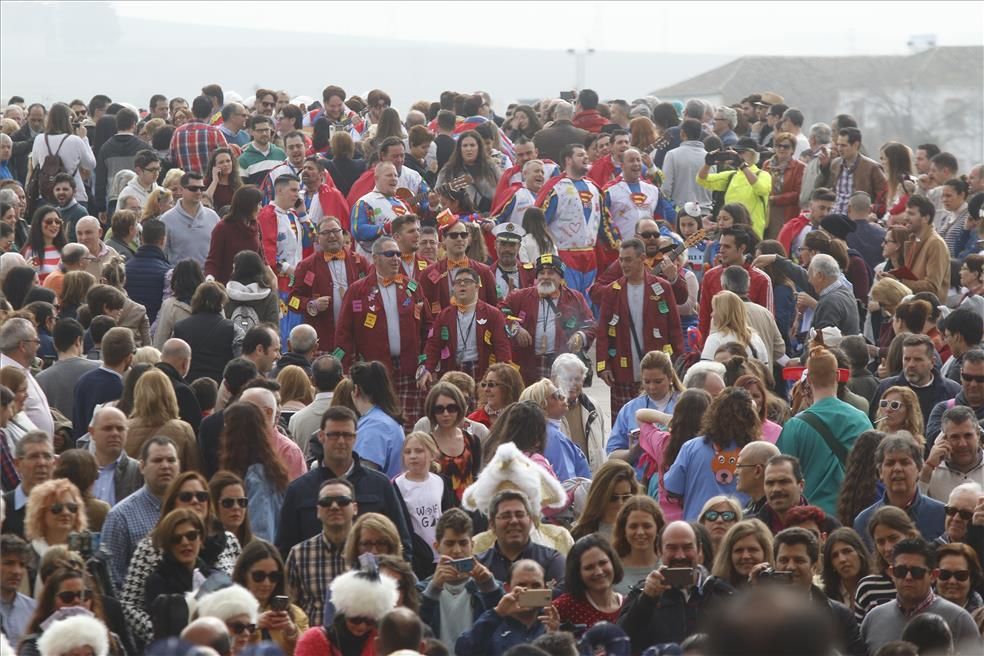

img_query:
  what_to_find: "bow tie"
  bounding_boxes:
[323,251,346,262]
[378,274,405,287]
[401,254,415,263]
[447,258,469,269]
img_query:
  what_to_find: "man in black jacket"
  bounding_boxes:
[197,357,257,478]
[275,406,412,562]
[618,521,733,650]
[748,528,866,656]
[8,103,45,183]
[157,338,202,433]
[93,108,148,218]
[124,219,169,323]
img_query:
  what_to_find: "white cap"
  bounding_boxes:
[492,222,526,242]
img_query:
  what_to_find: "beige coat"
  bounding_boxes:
[124,417,201,472]
[904,224,950,302]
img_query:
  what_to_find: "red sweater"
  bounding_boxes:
[203,219,262,283]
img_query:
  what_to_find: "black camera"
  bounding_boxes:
[67,531,101,558]
[758,567,794,583]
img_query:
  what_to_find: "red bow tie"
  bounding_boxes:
[323,251,345,262]
[447,258,469,269]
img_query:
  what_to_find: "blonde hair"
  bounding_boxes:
[699,495,744,523]
[402,431,441,473]
[711,518,774,587]
[711,290,753,346]
[25,479,87,541]
[132,367,180,426]
[639,351,684,392]
[877,386,926,446]
[870,277,912,315]
[277,365,314,406]
[60,270,97,307]
[343,512,403,567]
[142,186,174,221]
[133,346,161,365]
[518,378,558,411]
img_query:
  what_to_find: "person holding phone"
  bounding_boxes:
[454,559,560,656]
[418,508,502,647]
[233,539,309,654]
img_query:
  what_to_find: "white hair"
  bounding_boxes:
[240,387,277,413]
[0,133,11,147]
[37,614,109,656]
[552,102,574,120]
[288,323,318,353]
[949,482,983,502]
[683,360,726,388]
[75,215,101,232]
[809,122,832,144]
[0,317,36,353]
[716,106,738,129]
[551,353,587,399]
[808,253,840,281]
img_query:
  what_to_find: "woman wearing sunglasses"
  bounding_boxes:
[934,542,983,612]
[571,460,640,541]
[233,540,308,654]
[144,508,211,604]
[22,206,67,283]
[120,471,242,647]
[697,495,743,552]
[874,386,925,447]
[23,478,87,595]
[19,566,122,655]
[467,363,524,428]
[424,382,482,503]
[210,470,254,547]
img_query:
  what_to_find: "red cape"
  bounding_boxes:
[345,166,377,208]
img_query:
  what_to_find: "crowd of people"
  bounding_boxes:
[0,82,983,656]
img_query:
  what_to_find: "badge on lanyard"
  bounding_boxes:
[364,313,377,328]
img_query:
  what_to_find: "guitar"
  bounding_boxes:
[652,229,707,277]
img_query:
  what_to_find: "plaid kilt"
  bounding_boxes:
[610,382,640,420]
[393,372,423,431]
[521,354,557,387]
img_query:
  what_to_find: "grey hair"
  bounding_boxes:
[716,106,738,130]
[0,189,17,205]
[552,102,574,120]
[629,104,651,119]
[684,99,705,120]
[808,253,840,281]
[721,265,750,297]
[0,133,11,148]
[941,405,982,434]
[683,360,726,388]
[875,431,924,470]
[288,323,318,353]
[74,215,101,232]
[371,236,398,255]
[961,349,984,366]
[0,317,36,353]
[808,123,832,144]
[949,482,983,501]
[522,159,544,175]
[551,353,587,400]
[60,243,89,265]
[848,191,872,213]
[14,430,51,458]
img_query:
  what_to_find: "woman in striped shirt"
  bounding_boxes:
[22,205,66,283]
[852,506,919,622]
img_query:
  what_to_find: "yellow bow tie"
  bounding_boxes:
[447,258,469,269]
[323,251,346,262]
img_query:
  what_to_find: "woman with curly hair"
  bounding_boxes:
[611,496,664,594]
[635,388,712,522]
[220,402,289,543]
[570,460,640,541]
[836,430,886,527]
[468,362,524,428]
[435,129,501,213]
[821,527,872,611]
[733,374,783,442]
[873,387,924,446]
[710,518,774,588]
[663,387,761,520]
[24,478,87,593]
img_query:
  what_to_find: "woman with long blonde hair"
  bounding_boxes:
[141,186,174,221]
[124,368,201,470]
[711,518,774,588]
[701,290,770,365]
[874,386,925,446]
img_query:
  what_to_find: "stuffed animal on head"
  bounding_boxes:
[462,442,568,516]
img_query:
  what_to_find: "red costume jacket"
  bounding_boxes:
[588,259,690,307]
[499,286,596,384]
[489,260,537,301]
[335,274,433,375]
[698,264,775,342]
[288,249,370,352]
[595,274,684,385]
[420,258,498,313]
[423,300,512,381]
[587,156,619,189]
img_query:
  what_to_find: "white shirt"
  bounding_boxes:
[456,308,477,364]
[0,354,53,436]
[627,282,645,378]
[378,281,401,358]
[30,134,96,202]
[328,259,348,323]
[534,297,557,355]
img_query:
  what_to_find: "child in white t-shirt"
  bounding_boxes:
[393,431,447,564]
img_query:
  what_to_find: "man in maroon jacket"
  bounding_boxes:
[420,219,497,313]
[595,238,684,417]
[392,214,432,284]
[336,236,433,427]
[500,254,595,386]
[589,218,689,307]
[419,268,512,388]
[489,222,536,301]
[288,217,369,354]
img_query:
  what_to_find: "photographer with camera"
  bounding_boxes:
[697,137,772,238]
[748,527,866,656]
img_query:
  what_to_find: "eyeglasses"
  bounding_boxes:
[378,250,401,258]
[227,621,256,635]
[171,529,201,545]
[249,570,284,584]
[944,505,974,521]
[610,493,634,503]
[479,380,500,389]
[177,491,210,504]
[879,399,903,411]
[891,565,928,580]
[348,616,376,627]
[56,589,93,604]
[961,372,984,384]
[775,143,794,150]
[49,502,80,515]
[220,497,248,509]
[261,101,275,108]
[319,228,343,236]
[938,569,971,582]
[637,231,660,239]
[454,278,478,286]
[143,167,161,174]
[184,185,206,192]
[433,403,460,415]
[323,431,357,440]
[359,539,392,551]
[445,231,469,240]
[318,495,354,508]
[701,510,738,523]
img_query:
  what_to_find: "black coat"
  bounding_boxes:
[0,489,24,537]
[156,362,203,434]
[124,245,170,324]
[9,122,36,183]
[198,408,224,479]
[810,585,866,656]
[173,313,236,383]
[144,553,212,607]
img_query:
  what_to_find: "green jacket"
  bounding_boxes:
[238,142,286,185]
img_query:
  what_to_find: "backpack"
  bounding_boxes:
[37,134,75,200]
[230,303,260,354]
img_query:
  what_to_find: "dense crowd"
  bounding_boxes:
[0,82,983,656]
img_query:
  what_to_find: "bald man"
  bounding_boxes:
[350,161,411,259]
[41,243,89,297]
[736,441,781,516]
[74,215,119,278]
[156,338,203,433]
[239,387,306,480]
[87,406,142,506]
[181,617,231,656]
[376,607,426,656]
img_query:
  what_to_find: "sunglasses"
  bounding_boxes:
[318,495,354,508]
[249,570,284,584]
[610,493,634,503]
[50,502,80,515]
[702,510,737,522]
[879,399,903,411]
[347,616,376,627]
[961,372,984,384]
[637,231,660,239]
[220,497,248,509]
[445,232,469,240]
[184,185,206,192]
[227,621,256,635]
[945,505,974,521]
[323,431,357,440]
[171,529,201,545]
[43,218,63,226]
[434,403,460,415]
[480,380,500,389]
[892,565,928,579]
[938,569,971,582]
[178,491,210,504]
[378,250,401,258]
[56,589,93,604]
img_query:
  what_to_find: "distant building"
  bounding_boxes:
[652,47,983,169]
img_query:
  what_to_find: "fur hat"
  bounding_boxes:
[37,614,110,656]
[330,567,399,620]
[462,442,568,515]
[195,584,259,624]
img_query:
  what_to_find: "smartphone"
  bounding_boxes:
[516,588,552,608]
[270,595,289,612]
[629,428,641,448]
[450,557,474,573]
[661,567,695,588]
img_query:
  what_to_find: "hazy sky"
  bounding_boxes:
[114,0,983,55]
